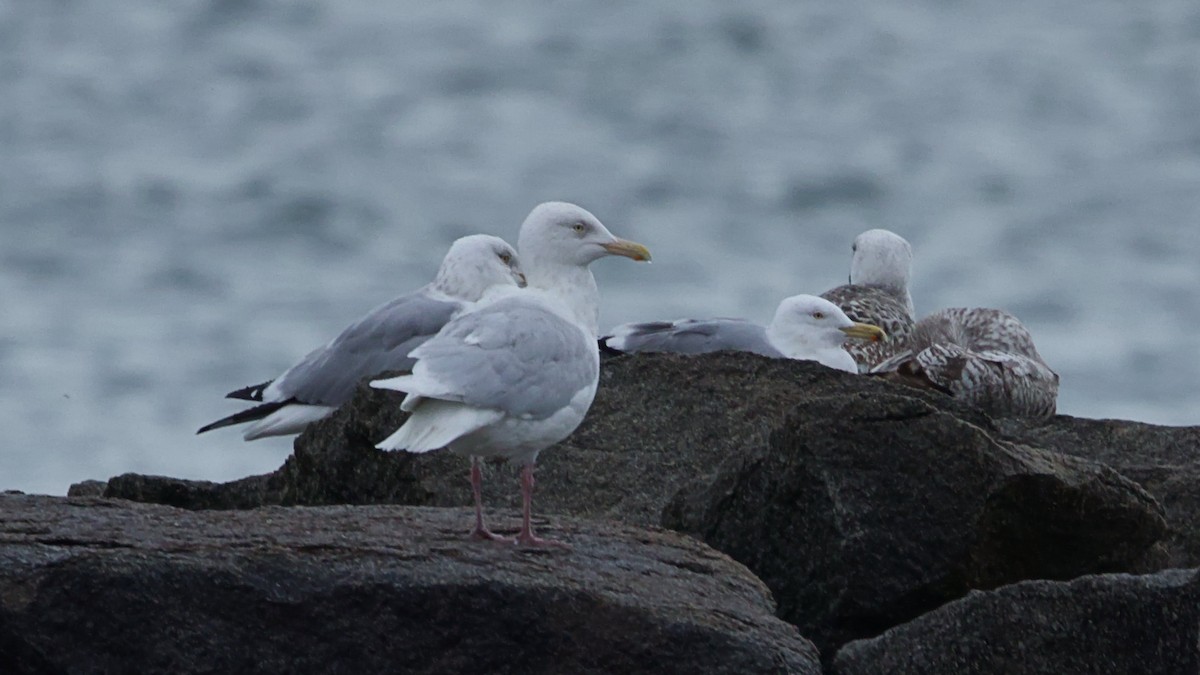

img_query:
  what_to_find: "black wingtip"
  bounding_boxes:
[599,337,632,359]
[196,400,292,435]
[224,380,274,402]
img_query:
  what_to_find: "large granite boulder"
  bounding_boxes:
[662,389,1167,655]
[77,353,1181,658]
[1000,416,1200,567]
[0,495,820,675]
[833,568,1200,674]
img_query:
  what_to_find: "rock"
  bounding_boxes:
[0,494,820,675]
[833,568,1200,674]
[64,479,106,497]
[999,415,1200,568]
[270,355,956,525]
[102,354,964,524]
[663,389,1168,656]
[100,472,281,510]
[82,353,1179,657]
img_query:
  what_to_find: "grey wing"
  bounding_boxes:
[822,284,915,369]
[603,319,782,357]
[269,289,461,406]
[411,297,599,419]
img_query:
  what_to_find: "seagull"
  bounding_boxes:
[821,228,916,371]
[197,234,526,440]
[871,307,1060,418]
[601,294,885,373]
[372,202,650,547]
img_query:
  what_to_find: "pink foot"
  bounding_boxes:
[469,526,514,544]
[515,531,571,550]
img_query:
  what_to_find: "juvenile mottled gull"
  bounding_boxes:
[821,229,916,372]
[371,202,651,547]
[602,294,885,373]
[197,234,526,440]
[871,307,1059,418]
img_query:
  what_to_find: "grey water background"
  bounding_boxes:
[2,1,1198,495]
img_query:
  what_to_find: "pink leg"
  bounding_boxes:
[468,457,511,543]
[516,463,569,549]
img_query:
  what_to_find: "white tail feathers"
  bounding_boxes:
[371,374,446,412]
[370,375,413,392]
[243,404,337,441]
[375,400,503,453]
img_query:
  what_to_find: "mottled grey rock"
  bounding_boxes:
[663,390,1168,656]
[91,472,280,509]
[75,353,1183,659]
[64,479,106,497]
[833,568,1200,675]
[1000,415,1200,567]
[0,495,820,675]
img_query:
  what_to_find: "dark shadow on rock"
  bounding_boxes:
[833,568,1200,674]
[662,391,1167,657]
[999,416,1200,568]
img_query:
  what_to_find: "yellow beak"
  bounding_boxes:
[840,322,886,342]
[601,238,652,262]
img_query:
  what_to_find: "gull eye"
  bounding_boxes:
[851,243,857,252]
[498,252,512,264]
[812,311,825,319]
[572,222,587,234]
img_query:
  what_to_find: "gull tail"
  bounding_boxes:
[197,400,335,440]
[197,400,292,435]
[600,321,677,353]
[242,404,336,440]
[376,400,502,453]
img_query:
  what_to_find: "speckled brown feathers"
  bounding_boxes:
[872,307,1059,418]
[821,229,917,372]
[821,283,915,371]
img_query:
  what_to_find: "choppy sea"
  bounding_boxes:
[2,0,1198,495]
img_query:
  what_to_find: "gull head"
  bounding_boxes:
[848,229,912,292]
[434,234,526,301]
[518,201,651,269]
[768,294,886,356]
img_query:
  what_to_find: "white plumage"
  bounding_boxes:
[602,294,885,373]
[372,202,651,547]
[821,229,917,371]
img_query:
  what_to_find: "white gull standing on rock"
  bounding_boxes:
[601,294,885,373]
[371,202,651,547]
[197,234,526,440]
[871,307,1060,418]
[821,229,916,372]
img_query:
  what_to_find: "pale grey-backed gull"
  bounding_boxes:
[197,234,526,440]
[371,202,651,547]
[602,294,885,373]
[821,229,916,372]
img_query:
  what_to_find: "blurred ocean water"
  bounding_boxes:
[1,0,1197,495]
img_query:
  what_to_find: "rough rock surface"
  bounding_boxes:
[999,415,1200,567]
[100,355,965,520]
[833,568,1200,675]
[663,390,1167,656]
[0,495,820,675]
[76,353,1187,658]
